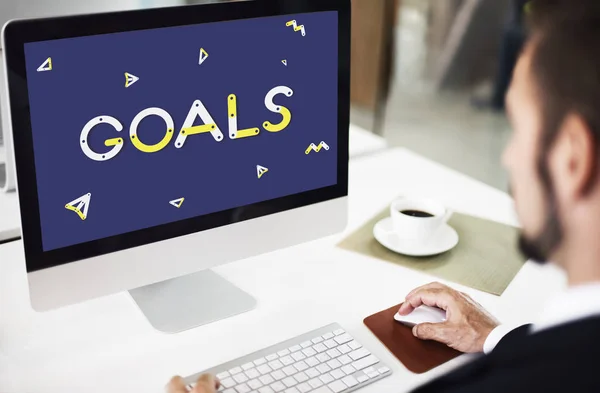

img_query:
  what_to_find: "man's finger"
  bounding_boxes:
[412,322,451,344]
[166,376,188,393]
[401,288,454,315]
[193,374,219,393]
[405,282,448,301]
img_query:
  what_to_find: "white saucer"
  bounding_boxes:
[373,217,459,257]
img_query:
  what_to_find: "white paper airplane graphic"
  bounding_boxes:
[199,48,209,65]
[282,60,287,66]
[124,72,139,88]
[169,197,185,208]
[65,193,91,221]
[257,165,269,179]
[37,57,52,72]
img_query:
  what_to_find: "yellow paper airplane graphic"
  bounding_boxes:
[305,141,330,154]
[286,20,306,36]
[125,72,139,88]
[199,48,209,65]
[65,193,91,221]
[37,57,52,72]
[282,60,288,66]
[257,165,269,179]
[169,198,185,208]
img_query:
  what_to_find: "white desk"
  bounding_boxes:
[0,126,385,244]
[0,191,19,242]
[0,148,565,393]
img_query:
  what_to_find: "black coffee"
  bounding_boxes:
[400,210,434,218]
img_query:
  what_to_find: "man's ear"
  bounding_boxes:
[552,114,597,201]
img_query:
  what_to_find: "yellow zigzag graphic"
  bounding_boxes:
[286,20,306,36]
[305,141,329,154]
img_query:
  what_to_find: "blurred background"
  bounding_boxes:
[0,0,521,192]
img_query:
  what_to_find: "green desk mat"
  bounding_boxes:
[337,209,526,296]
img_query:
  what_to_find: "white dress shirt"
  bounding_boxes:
[483,282,600,354]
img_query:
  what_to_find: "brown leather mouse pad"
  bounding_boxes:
[364,303,461,374]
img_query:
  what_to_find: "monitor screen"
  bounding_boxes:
[23,11,339,252]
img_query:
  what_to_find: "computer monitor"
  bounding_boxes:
[2,0,350,333]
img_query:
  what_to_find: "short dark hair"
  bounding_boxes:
[527,0,600,191]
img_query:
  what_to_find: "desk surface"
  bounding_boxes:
[0,125,386,243]
[0,148,565,393]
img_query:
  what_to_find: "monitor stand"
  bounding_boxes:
[129,270,256,334]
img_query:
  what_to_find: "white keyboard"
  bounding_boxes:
[185,323,392,393]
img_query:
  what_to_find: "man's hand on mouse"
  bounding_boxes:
[166,374,219,393]
[398,282,499,353]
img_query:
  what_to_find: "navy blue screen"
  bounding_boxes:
[24,11,339,252]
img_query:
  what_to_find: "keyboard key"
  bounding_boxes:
[245,368,260,379]
[322,332,334,340]
[221,378,236,388]
[235,383,251,393]
[338,355,351,365]
[357,375,369,383]
[291,352,305,362]
[282,377,297,387]
[341,365,355,375]
[326,349,341,358]
[333,329,345,336]
[302,347,317,357]
[367,370,379,379]
[313,387,334,393]
[348,341,361,351]
[330,369,345,380]
[316,364,332,374]
[282,366,296,377]
[234,373,249,384]
[319,373,334,384]
[316,353,331,363]
[297,383,311,393]
[285,388,300,393]
[248,379,263,390]
[266,354,279,361]
[313,343,328,353]
[323,340,337,349]
[272,370,287,380]
[259,387,274,393]
[309,378,324,389]
[257,365,273,375]
[271,381,286,392]
[294,361,309,372]
[328,380,347,393]
[306,367,321,378]
[352,355,379,371]
[363,367,375,375]
[341,375,358,388]
[378,366,391,374]
[338,345,351,354]
[230,367,243,375]
[333,334,352,345]
[217,371,231,380]
[223,389,236,393]
[306,357,320,367]
[327,359,342,369]
[300,341,312,349]
[312,337,324,344]
[294,372,309,383]
[349,348,370,361]
[278,349,290,357]
[280,356,294,366]
[289,345,302,353]
[242,362,255,371]
[254,358,267,366]
[269,360,284,370]
[259,375,275,385]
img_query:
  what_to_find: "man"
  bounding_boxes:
[169,0,600,391]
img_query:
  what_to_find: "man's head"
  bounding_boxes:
[503,0,600,265]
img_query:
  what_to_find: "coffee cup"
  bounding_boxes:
[389,197,452,242]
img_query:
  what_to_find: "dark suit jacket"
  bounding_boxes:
[412,317,600,393]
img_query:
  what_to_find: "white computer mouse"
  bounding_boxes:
[394,305,447,327]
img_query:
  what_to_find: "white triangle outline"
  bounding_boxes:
[199,48,209,65]
[257,165,269,179]
[37,57,52,72]
[125,72,139,88]
[169,198,185,208]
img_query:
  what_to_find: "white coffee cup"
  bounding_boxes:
[390,197,452,242]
